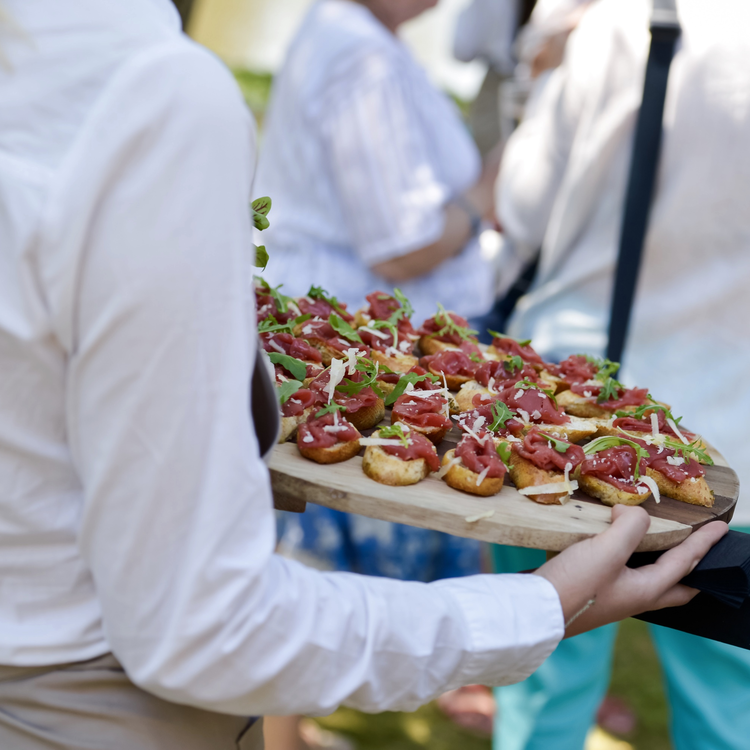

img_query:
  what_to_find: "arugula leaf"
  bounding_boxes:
[433,304,478,341]
[315,401,347,420]
[378,423,410,448]
[254,276,295,314]
[582,436,650,481]
[253,244,269,270]
[308,285,348,317]
[258,316,293,335]
[368,319,399,349]
[656,435,714,466]
[514,379,558,407]
[488,401,515,432]
[392,288,414,321]
[267,352,307,381]
[384,371,435,406]
[469,353,484,364]
[506,355,524,374]
[615,401,681,425]
[596,377,624,404]
[276,379,303,405]
[329,313,364,344]
[496,441,514,469]
[540,432,572,454]
[335,358,385,399]
[487,330,532,347]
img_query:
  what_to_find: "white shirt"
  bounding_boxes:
[255,0,495,324]
[0,0,563,715]
[498,0,750,524]
[453,0,518,76]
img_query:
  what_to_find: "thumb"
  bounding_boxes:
[589,505,651,571]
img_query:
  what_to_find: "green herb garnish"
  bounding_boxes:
[335,358,385,399]
[540,432,572,454]
[487,330,532,347]
[433,304,478,341]
[276,379,303,405]
[488,401,515,432]
[392,288,414,321]
[378,423,410,448]
[329,313,363,344]
[383,371,435,406]
[596,376,624,404]
[513,379,558,407]
[267,352,307,381]
[308,285,349,317]
[251,197,272,269]
[582,436,650,481]
[255,276,296,315]
[506,355,525,375]
[496,441,514,469]
[368,319,399,350]
[258,316,293,335]
[615,401,681,425]
[315,401,347,420]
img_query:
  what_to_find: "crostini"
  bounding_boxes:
[297,408,362,464]
[439,432,507,497]
[361,425,440,486]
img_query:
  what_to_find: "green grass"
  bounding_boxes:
[314,619,670,749]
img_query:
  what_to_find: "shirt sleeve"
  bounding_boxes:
[318,56,449,267]
[56,42,563,717]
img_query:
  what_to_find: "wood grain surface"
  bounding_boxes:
[270,425,739,552]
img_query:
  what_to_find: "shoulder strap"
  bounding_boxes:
[605,0,681,364]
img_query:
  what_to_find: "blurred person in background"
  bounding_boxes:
[491,0,750,748]
[256,0,501,326]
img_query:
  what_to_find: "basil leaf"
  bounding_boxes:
[268,352,307,381]
[254,244,269,270]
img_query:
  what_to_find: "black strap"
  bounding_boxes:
[605,0,681,364]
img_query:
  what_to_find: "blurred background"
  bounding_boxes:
[174,2,675,749]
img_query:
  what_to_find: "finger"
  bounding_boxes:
[638,521,728,596]
[590,506,651,568]
[649,583,700,611]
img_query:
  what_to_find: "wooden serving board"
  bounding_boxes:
[270,425,738,553]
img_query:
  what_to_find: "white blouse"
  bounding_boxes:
[0,0,563,715]
[255,0,495,324]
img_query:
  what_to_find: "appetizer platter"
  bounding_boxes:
[258,279,738,552]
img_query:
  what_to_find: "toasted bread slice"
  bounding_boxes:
[455,381,492,412]
[298,436,362,464]
[428,366,474,391]
[592,421,709,454]
[522,417,599,444]
[390,412,448,444]
[557,390,671,420]
[577,473,649,506]
[346,399,385,431]
[539,370,565,394]
[645,468,714,507]
[279,407,315,444]
[419,336,459,356]
[507,447,572,505]
[371,350,418,373]
[440,449,504,497]
[362,444,430,486]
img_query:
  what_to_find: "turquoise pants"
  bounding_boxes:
[492,533,750,750]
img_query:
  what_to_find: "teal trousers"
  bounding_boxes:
[492,532,750,750]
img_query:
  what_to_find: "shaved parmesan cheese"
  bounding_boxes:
[441,372,449,392]
[487,377,496,393]
[277,373,289,383]
[437,456,463,479]
[289,398,301,405]
[518,480,578,498]
[465,510,495,523]
[399,340,412,353]
[359,438,409,447]
[399,422,411,432]
[638,475,660,502]
[385,347,401,358]
[651,412,660,439]
[476,466,491,486]
[583,391,592,398]
[462,421,487,445]
[531,410,542,421]
[268,339,286,354]
[302,433,315,443]
[406,388,451,400]
[517,408,531,424]
[666,455,685,466]
[667,417,690,445]
[514,389,524,401]
[361,327,388,339]
[325,358,346,403]
[302,324,314,336]
[344,347,362,374]
[323,425,351,433]
[473,416,487,433]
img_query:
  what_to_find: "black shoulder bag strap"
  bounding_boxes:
[605,0,681,364]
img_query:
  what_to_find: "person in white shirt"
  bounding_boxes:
[492,1,750,747]
[256,0,501,325]
[0,1,726,748]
